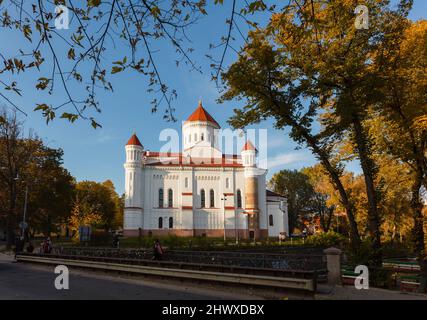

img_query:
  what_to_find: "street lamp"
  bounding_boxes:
[221,195,227,242]
[234,207,238,245]
[21,185,28,237]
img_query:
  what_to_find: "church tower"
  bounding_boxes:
[241,140,261,240]
[182,100,220,150]
[123,133,144,233]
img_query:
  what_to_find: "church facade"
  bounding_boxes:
[123,102,289,239]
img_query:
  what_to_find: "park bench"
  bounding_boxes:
[399,275,421,293]
[382,258,420,272]
[341,265,358,286]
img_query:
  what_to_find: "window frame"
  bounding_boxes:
[168,188,173,208]
[210,189,215,208]
[237,189,242,208]
[158,188,164,208]
[200,189,206,208]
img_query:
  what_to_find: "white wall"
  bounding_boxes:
[138,166,248,231]
[267,201,289,237]
[182,121,220,150]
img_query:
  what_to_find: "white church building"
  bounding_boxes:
[123,101,289,239]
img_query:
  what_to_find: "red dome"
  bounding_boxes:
[126,134,142,147]
[186,101,220,128]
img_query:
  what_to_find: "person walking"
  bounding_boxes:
[26,242,34,253]
[152,239,164,260]
[14,236,25,259]
[46,237,53,253]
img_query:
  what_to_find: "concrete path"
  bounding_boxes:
[316,283,427,300]
[0,253,263,300]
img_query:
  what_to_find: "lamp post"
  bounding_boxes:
[221,195,227,242]
[235,208,238,245]
[21,185,28,237]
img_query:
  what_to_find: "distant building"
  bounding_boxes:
[123,101,289,239]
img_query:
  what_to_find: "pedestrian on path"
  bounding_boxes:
[152,239,164,260]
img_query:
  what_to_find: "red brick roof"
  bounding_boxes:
[186,101,220,128]
[126,134,142,147]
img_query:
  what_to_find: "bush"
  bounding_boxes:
[305,231,346,247]
[369,267,396,289]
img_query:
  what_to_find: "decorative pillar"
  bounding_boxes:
[324,247,342,286]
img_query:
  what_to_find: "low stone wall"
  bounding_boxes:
[124,228,268,239]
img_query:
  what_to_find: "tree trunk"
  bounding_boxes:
[411,163,427,292]
[270,100,361,247]
[6,182,17,249]
[352,115,382,266]
[298,129,361,248]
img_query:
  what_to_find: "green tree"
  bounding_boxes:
[101,179,124,229]
[24,147,75,237]
[71,180,119,232]
[269,169,315,234]
[0,108,39,247]
[0,107,75,244]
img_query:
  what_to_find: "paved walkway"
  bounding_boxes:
[0,253,264,300]
[316,283,427,300]
[3,251,427,300]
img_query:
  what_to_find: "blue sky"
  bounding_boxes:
[1,1,426,195]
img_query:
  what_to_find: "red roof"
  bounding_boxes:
[242,140,257,152]
[143,151,242,168]
[186,101,220,128]
[126,134,142,147]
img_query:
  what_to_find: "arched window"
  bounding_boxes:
[201,133,204,141]
[194,133,197,141]
[184,177,188,188]
[226,178,230,189]
[210,189,215,208]
[169,217,173,229]
[269,214,274,226]
[158,189,164,208]
[200,189,206,208]
[158,217,163,229]
[168,189,173,207]
[237,189,242,208]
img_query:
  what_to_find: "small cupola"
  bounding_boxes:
[241,140,257,167]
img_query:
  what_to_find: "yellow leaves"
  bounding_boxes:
[35,77,50,90]
[67,48,75,60]
[150,6,161,18]
[87,0,101,7]
[412,115,427,132]
[23,24,32,42]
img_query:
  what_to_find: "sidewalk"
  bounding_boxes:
[316,283,427,300]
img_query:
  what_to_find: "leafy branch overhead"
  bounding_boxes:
[0,0,282,126]
[0,0,275,127]
[0,0,205,125]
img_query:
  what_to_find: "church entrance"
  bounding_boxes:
[249,230,255,240]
